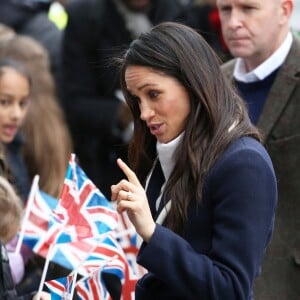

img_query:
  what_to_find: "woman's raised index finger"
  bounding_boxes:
[117,158,139,184]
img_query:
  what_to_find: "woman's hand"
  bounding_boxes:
[111,158,156,242]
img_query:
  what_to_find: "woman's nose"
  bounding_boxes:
[140,102,154,121]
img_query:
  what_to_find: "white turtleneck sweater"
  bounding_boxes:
[156,133,183,182]
[145,133,184,223]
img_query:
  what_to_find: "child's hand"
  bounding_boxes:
[32,291,51,300]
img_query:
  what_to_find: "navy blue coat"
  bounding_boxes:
[136,137,277,299]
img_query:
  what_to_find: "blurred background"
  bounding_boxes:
[290,0,300,33]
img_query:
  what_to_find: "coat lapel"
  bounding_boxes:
[257,36,300,139]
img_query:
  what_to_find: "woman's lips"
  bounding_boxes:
[148,123,163,136]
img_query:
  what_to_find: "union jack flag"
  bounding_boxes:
[75,232,133,300]
[81,232,138,300]
[121,265,139,300]
[76,267,109,300]
[75,235,139,300]
[42,233,128,277]
[43,153,118,244]
[21,185,58,250]
[45,271,76,300]
[38,239,93,272]
[114,210,146,278]
[83,233,128,278]
[27,232,126,279]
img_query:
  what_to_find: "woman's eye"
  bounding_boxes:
[148,90,159,98]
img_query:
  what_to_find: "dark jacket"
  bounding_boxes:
[0,242,33,300]
[62,0,189,197]
[221,35,300,300]
[0,0,51,29]
[5,133,31,202]
[136,137,277,299]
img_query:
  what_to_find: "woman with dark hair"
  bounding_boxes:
[111,22,277,299]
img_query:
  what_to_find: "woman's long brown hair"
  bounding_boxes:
[117,22,261,234]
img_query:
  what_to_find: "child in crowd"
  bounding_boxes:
[0,58,32,287]
[0,33,73,294]
[0,176,49,299]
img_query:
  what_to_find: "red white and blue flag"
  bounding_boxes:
[114,210,146,278]
[19,160,139,299]
[83,233,128,279]
[77,233,138,300]
[42,153,118,245]
[76,267,109,300]
[121,265,139,300]
[45,271,77,300]
[20,185,58,250]
[75,232,136,300]
[40,233,127,277]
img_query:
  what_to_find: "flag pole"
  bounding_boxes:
[15,174,40,254]
[36,242,55,300]
[68,269,78,300]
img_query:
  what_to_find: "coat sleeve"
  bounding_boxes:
[137,145,277,299]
